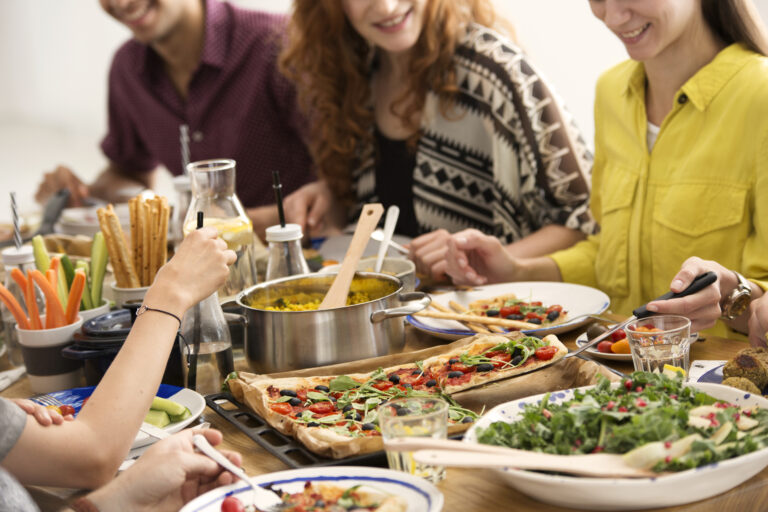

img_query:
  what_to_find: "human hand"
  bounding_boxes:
[11,398,73,426]
[748,295,768,348]
[86,428,241,512]
[408,230,451,281]
[645,257,734,332]
[444,229,518,286]
[35,165,90,207]
[284,180,334,237]
[147,227,237,315]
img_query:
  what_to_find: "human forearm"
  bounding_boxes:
[88,163,155,203]
[505,225,586,259]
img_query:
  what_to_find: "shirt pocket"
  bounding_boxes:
[595,166,638,298]
[652,183,748,269]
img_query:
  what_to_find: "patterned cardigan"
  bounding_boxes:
[351,24,597,242]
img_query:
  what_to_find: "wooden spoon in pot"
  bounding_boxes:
[318,203,384,310]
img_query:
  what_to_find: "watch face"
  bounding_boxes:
[731,293,751,317]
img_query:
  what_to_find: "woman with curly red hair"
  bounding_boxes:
[281,0,597,280]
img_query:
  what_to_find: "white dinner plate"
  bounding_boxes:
[574,327,633,362]
[131,387,206,449]
[463,382,768,510]
[56,204,130,237]
[407,282,610,340]
[180,466,443,512]
[31,384,205,450]
[575,328,699,362]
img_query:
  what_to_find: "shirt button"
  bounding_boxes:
[677,94,688,105]
[192,131,204,142]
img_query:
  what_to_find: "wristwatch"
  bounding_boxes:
[720,271,752,320]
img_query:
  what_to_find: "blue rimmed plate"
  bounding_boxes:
[180,466,443,512]
[407,282,610,341]
[32,384,205,449]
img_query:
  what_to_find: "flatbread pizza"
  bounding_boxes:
[228,332,568,458]
[468,293,568,327]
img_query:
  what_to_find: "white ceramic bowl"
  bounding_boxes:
[78,299,111,323]
[16,316,84,393]
[110,283,149,308]
[463,382,768,511]
[180,466,443,512]
[319,256,416,292]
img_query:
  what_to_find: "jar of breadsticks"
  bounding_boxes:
[183,159,257,301]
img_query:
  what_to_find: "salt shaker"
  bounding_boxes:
[265,223,310,281]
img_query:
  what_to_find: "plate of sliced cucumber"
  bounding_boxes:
[31,384,205,449]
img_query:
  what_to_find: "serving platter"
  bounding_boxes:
[407,282,610,340]
[180,466,443,512]
[463,382,768,510]
[32,384,205,450]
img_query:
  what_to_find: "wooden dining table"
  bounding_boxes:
[2,321,767,512]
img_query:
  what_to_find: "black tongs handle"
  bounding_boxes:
[632,271,718,319]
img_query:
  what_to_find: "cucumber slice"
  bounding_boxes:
[169,407,192,423]
[151,396,187,417]
[144,409,171,428]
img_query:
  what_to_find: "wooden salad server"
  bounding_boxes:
[318,203,384,310]
[385,437,657,478]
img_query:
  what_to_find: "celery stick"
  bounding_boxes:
[32,235,51,272]
[56,261,69,310]
[60,255,76,289]
[90,232,108,307]
[76,260,93,310]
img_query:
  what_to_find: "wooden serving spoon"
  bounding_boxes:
[384,437,656,478]
[318,203,384,310]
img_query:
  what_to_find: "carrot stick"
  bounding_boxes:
[30,270,66,329]
[10,268,27,294]
[45,269,59,328]
[65,270,86,325]
[0,284,30,330]
[25,274,42,330]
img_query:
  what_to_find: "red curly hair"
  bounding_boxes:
[280,0,503,205]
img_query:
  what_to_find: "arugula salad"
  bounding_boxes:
[476,372,768,472]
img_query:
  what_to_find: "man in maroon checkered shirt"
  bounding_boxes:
[35,0,315,237]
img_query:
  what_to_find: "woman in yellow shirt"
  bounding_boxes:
[442,0,768,340]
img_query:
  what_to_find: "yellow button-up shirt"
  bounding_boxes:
[551,43,768,339]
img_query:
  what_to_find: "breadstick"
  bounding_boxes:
[106,204,140,288]
[141,200,151,286]
[432,302,490,334]
[149,197,162,283]
[97,208,125,287]
[413,310,538,330]
[449,300,506,333]
[129,197,140,280]
[158,197,169,274]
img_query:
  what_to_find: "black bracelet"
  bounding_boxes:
[135,304,182,326]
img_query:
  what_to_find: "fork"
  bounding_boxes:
[31,394,64,407]
[192,434,284,511]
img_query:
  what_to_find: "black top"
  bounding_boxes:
[373,127,420,237]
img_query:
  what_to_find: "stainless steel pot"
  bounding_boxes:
[236,272,430,373]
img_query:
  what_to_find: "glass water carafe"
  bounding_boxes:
[183,159,257,300]
[179,292,235,395]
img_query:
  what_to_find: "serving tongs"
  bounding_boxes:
[385,437,657,478]
[565,271,717,359]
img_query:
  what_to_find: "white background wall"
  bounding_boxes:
[0,0,766,222]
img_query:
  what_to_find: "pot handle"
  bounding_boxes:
[370,292,431,323]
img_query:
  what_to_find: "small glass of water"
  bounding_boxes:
[378,397,448,483]
[625,315,692,376]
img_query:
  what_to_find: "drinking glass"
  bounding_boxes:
[625,315,692,376]
[378,397,448,483]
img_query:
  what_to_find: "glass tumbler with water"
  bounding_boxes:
[379,397,448,483]
[626,315,692,376]
[265,223,310,281]
[179,291,235,395]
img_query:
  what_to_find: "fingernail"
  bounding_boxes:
[646,304,658,312]
[465,272,474,280]
[671,279,683,290]
[456,237,467,245]
[458,258,466,267]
